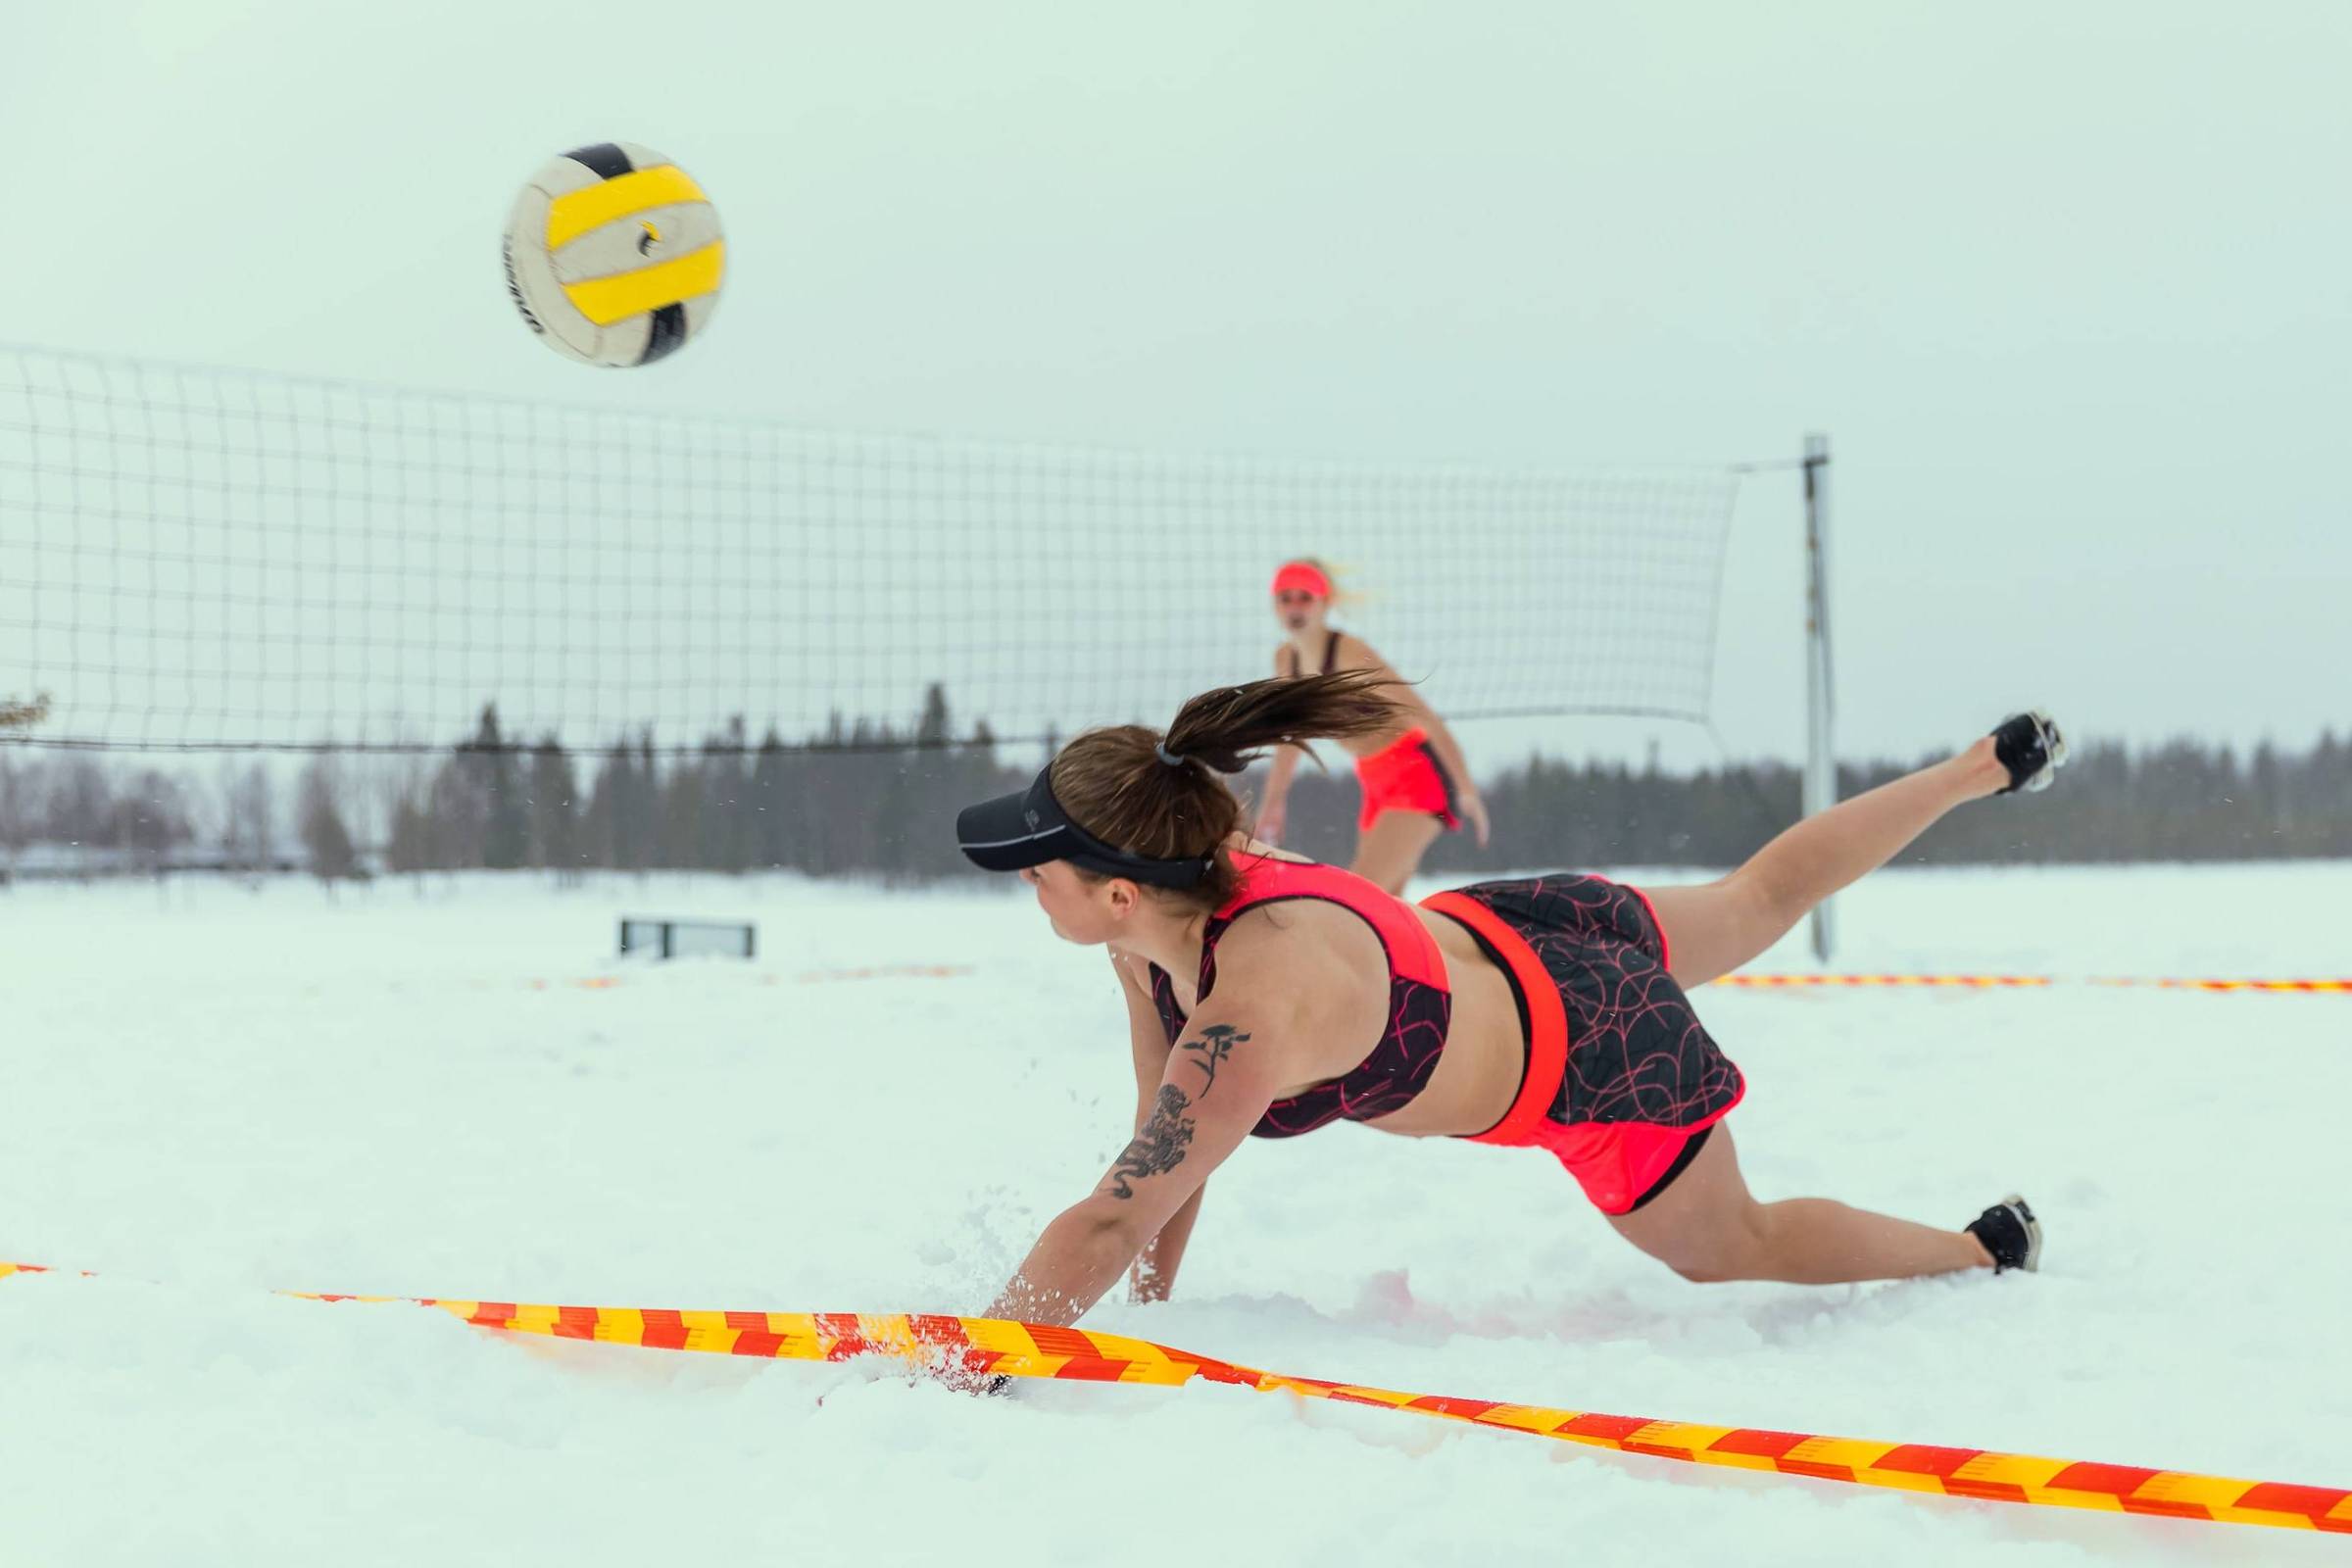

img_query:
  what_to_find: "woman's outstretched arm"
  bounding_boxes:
[986,936,1314,1327]
[1108,952,1206,1301]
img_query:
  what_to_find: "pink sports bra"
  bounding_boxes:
[1146,855,1452,1137]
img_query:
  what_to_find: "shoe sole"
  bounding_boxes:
[2019,710,2068,793]
[2000,1191,2043,1272]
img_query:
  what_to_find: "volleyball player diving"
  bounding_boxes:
[1253,560,1488,893]
[955,671,2066,1330]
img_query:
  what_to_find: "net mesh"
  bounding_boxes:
[0,345,1743,754]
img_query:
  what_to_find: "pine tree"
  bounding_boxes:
[385,791,432,876]
[298,755,360,885]
[472,707,528,870]
[529,736,581,879]
[0,751,29,879]
[110,769,193,875]
[216,760,275,876]
[699,717,749,873]
[749,728,790,869]
[633,732,660,872]
[587,738,632,871]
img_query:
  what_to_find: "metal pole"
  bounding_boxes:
[1801,434,1837,962]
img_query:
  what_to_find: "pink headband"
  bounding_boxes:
[1272,562,1332,600]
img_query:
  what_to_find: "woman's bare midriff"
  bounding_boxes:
[1353,909,1523,1138]
[1329,725,1416,761]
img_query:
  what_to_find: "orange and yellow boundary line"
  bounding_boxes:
[1713,973,2352,992]
[2085,976,2352,993]
[3,1262,2343,1535]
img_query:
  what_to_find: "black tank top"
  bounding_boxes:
[1283,630,1344,679]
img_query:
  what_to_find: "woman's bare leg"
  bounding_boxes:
[1642,738,2012,988]
[1610,1125,1990,1284]
[1351,811,1445,895]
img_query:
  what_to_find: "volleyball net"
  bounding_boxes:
[0,344,1746,756]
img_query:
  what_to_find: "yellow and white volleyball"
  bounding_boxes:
[502,142,724,367]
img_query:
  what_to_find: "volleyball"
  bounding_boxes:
[502,142,724,367]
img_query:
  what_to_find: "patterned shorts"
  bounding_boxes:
[1420,874,1745,1214]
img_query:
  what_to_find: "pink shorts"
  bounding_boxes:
[1355,728,1460,832]
[1422,876,1744,1215]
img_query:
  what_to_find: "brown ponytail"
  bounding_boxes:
[1049,668,1401,906]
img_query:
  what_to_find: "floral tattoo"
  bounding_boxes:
[1181,1023,1248,1097]
[1104,1085,1196,1199]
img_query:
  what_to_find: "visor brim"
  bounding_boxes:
[956,788,1072,873]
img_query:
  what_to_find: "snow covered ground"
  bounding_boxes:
[4,863,2348,1565]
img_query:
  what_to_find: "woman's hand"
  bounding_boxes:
[932,1362,1014,1397]
[986,943,1309,1328]
[1127,1185,1205,1302]
[1460,790,1492,848]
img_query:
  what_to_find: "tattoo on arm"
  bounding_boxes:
[1104,1085,1195,1199]
[1180,1024,1248,1098]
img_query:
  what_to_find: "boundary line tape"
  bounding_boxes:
[3,1262,2342,1535]
[1712,974,2352,993]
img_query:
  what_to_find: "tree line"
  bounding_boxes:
[371,687,1020,882]
[1296,735,2352,874]
[3,686,2349,882]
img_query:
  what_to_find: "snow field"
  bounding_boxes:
[3,864,2347,1564]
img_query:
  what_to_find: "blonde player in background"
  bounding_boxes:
[1252,560,1489,893]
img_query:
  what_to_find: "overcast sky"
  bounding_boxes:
[6,0,2345,764]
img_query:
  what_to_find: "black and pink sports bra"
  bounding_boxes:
[1146,855,1453,1137]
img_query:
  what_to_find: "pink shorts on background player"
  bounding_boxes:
[1355,728,1460,832]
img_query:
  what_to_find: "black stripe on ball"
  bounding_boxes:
[639,303,689,365]
[563,143,635,180]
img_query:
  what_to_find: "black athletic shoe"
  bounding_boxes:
[1966,1194,2042,1273]
[1990,710,2068,795]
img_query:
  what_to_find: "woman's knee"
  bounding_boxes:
[1655,1232,1764,1284]
[1626,1200,1775,1284]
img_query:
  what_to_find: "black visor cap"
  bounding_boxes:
[956,767,1213,888]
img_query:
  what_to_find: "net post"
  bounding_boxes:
[1801,434,1837,963]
